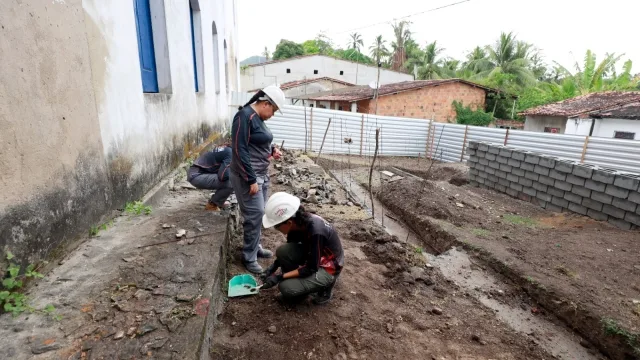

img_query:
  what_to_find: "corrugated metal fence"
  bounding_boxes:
[229,92,640,174]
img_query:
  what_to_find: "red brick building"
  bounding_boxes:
[291,79,500,122]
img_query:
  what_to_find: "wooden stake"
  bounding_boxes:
[460,125,469,162]
[359,114,365,156]
[304,106,308,152]
[310,107,314,151]
[369,129,380,219]
[315,118,332,163]
[580,136,590,163]
[504,128,510,146]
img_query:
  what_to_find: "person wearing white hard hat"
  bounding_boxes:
[260,192,344,305]
[230,85,287,274]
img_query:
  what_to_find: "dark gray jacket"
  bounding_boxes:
[230,106,274,185]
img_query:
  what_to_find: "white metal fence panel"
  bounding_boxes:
[464,127,508,161]
[506,131,585,162]
[584,137,640,173]
[430,123,467,163]
[361,114,430,157]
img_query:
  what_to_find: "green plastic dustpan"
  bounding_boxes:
[228,274,261,298]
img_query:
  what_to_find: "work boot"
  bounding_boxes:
[243,261,263,274]
[257,248,273,259]
[311,287,334,305]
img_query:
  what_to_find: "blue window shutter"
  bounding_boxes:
[190,8,199,92]
[134,0,159,93]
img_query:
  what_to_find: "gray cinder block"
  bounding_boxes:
[495,184,507,193]
[536,192,552,202]
[512,168,526,177]
[468,155,479,163]
[572,186,591,198]
[506,188,519,198]
[476,164,486,172]
[625,212,640,226]
[525,153,541,165]
[534,165,550,176]
[478,143,489,152]
[495,170,508,179]
[555,180,573,191]
[591,191,613,205]
[613,173,640,191]
[497,156,509,165]
[525,171,540,181]
[555,159,575,174]
[564,192,583,204]
[519,177,533,187]
[479,158,490,166]
[499,164,512,172]
[605,184,630,199]
[469,180,480,187]
[608,218,632,230]
[629,191,640,205]
[612,197,638,213]
[548,187,565,198]
[498,178,510,187]
[585,179,606,193]
[587,209,608,221]
[549,169,567,181]
[573,164,598,179]
[489,162,501,170]
[520,162,535,172]
[510,182,523,192]
[507,173,520,183]
[468,141,480,150]
[566,174,586,186]
[552,196,569,208]
[538,176,556,186]
[591,168,617,184]
[488,145,502,155]
[545,203,564,213]
[511,151,526,161]
[488,175,500,183]
[523,187,537,197]
[582,198,604,212]
[538,156,558,169]
[485,167,496,175]
[486,153,497,161]
[602,204,626,219]
[533,182,548,193]
[568,202,588,215]
[499,148,513,158]
[508,158,521,167]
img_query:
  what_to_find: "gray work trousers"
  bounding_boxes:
[188,171,233,207]
[230,170,270,263]
[275,243,335,299]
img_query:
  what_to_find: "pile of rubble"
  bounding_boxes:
[274,162,342,205]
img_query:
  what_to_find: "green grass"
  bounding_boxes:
[471,228,490,237]
[414,246,423,254]
[503,214,537,227]
[89,220,114,237]
[602,318,639,354]
[124,201,152,215]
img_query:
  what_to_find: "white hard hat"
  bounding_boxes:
[261,84,286,115]
[262,192,300,228]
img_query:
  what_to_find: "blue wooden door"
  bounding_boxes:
[134,0,159,93]
[190,8,199,92]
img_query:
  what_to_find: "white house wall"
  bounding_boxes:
[592,118,640,139]
[564,118,593,135]
[284,79,353,104]
[241,55,413,90]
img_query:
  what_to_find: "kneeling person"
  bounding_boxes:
[187,146,233,211]
[260,192,344,305]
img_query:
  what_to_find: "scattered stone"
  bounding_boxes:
[160,312,182,332]
[456,202,465,208]
[92,309,110,322]
[81,340,95,351]
[176,293,196,302]
[137,323,157,337]
[134,289,151,301]
[127,327,136,336]
[31,340,61,355]
[122,256,143,263]
[632,299,640,305]
[232,322,237,326]
[401,272,415,284]
[347,202,354,207]
[431,307,443,315]
[308,189,317,196]
[268,325,277,333]
[580,339,591,348]
[275,164,282,170]
[114,331,125,340]
[386,323,393,333]
[307,194,319,204]
[471,334,486,345]
[334,352,348,360]
[409,266,427,282]
[198,227,205,232]
[176,229,187,238]
[148,337,168,350]
[162,223,171,229]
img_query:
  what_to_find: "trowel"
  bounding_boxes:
[227,274,263,298]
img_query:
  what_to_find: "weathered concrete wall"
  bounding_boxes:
[241,54,413,90]
[0,0,239,266]
[284,79,353,104]
[592,118,640,139]
[524,115,567,133]
[468,141,640,230]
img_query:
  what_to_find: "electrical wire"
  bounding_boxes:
[327,0,472,35]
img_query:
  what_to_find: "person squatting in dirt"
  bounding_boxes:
[187,145,234,211]
[230,85,286,274]
[260,192,344,305]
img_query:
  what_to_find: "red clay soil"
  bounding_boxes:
[378,176,640,360]
[210,152,554,360]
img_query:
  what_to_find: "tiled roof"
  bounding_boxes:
[589,101,640,120]
[520,91,640,117]
[247,77,355,93]
[290,79,500,102]
[495,119,524,128]
[245,54,411,75]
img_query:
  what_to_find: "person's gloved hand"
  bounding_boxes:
[261,274,282,290]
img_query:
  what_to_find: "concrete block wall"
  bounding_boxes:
[467,141,640,230]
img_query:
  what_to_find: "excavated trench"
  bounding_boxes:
[328,167,603,360]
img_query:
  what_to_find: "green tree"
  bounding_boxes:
[272,39,304,60]
[473,32,537,90]
[407,41,447,80]
[336,48,372,64]
[390,20,411,70]
[348,32,364,53]
[302,33,334,55]
[553,50,636,95]
[462,46,490,75]
[369,35,389,65]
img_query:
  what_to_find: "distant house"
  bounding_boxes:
[520,92,640,137]
[247,77,355,105]
[290,79,503,122]
[586,101,640,139]
[240,54,413,91]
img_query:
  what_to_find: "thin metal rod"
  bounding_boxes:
[315,118,332,163]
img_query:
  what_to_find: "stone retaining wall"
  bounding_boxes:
[467,141,640,230]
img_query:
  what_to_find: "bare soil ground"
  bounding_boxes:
[325,155,640,359]
[211,151,555,360]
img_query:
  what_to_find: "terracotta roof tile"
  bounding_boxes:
[291,79,500,102]
[520,91,640,117]
[589,101,640,120]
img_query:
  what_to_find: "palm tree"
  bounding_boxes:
[553,50,624,95]
[390,20,411,70]
[474,32,537,89]
[407,41,447,80]
[369,35,389,65]
[348,32,364,53]
[262,47,270,62]
[463,46,490,75]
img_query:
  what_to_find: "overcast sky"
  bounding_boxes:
[237,0,639,74]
